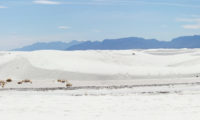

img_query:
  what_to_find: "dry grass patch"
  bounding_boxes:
[17,79,33,85]
[17,81,23,84]
[57,79,72,87]
[6,78,12,83]
[57,79,68,83]
[66,83,72,87]
[0,80,6,88]
[22,79,32,84]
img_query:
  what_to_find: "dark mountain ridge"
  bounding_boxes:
[67,35,200,50]
[13,40,81,51]
[13,35,200,51]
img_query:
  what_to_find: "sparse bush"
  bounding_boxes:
[0,80,6,88]
[57,79,72,87]
[22,79,32,84]
[57,80,62,82]
[6,78,12,83]
[17,81,23,84]
[57,79,68,83]
[61,80,66,83]
[66,83,72,87]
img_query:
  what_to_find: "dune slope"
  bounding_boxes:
[0,49,200,88]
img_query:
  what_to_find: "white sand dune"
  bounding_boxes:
[0,49,200,88]
[2,49,200,120]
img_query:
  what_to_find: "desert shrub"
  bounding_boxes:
[17,81,23,84]
[57,80,62,82]
[57,79,72,87]
[0,80,6,88]
[57,79,68,83]
[66,83,72,87]
[22,79,32,84]
[6,78,12,83]
[61,80,66,83]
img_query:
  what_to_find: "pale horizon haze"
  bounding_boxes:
[0,0,200,50]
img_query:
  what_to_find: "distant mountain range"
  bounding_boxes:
[13,40,81,51]
[13,35,200,51]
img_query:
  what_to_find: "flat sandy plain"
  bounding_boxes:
[1,49,200,120]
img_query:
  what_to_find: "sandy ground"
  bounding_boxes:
[1,49,200,120]
[0,49,200,88]
[1,86,200,120]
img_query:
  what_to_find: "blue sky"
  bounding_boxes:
[0,0,200,50]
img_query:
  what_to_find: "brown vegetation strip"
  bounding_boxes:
[0,82,200,91]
